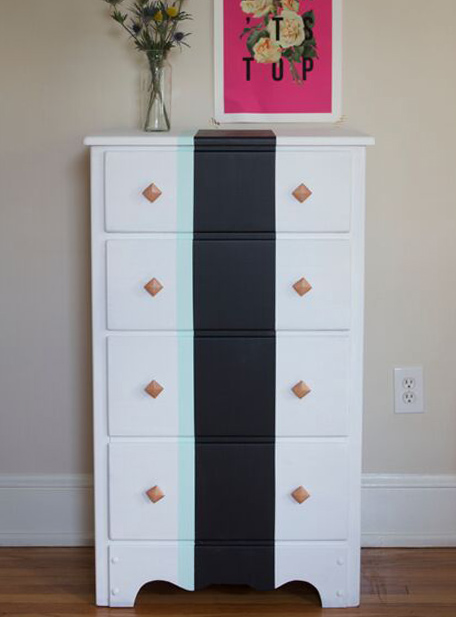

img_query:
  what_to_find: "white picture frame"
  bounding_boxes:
[214,0,342,123]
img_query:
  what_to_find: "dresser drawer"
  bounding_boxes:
[109,441,348,542]
[275,441,349,540]
[107,334,349,438]
[104,150,193,232]
[109,442,194,541]
[106,239,193,331]
[105,148,352,234]
[276,334,350,437]
[276,150,352,232]
[276,239,351,331]
[107,335,193,437]
[107,239,350,331]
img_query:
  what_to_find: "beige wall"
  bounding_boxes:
[0,0,455,475]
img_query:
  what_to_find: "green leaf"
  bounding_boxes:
[240,26,253,39]
[112,8,127,24]
[291,46,304,62]
[302,42,317,58]
[303,10,315,28]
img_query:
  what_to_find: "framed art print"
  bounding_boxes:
[214,0,342,123]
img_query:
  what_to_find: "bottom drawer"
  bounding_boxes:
[108,441,349,541]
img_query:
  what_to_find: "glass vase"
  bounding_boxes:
[141,51,172,132]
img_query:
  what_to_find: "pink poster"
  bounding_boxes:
[216,0,341,121]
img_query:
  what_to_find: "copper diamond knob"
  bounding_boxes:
[291,486,310,504]
[293,277,312,297]
[144,278,163,297]
[142,183,162,203]
[145,380,164,399]
[292,183,313,203]
[292,381,311,399]
[146,485,164,503]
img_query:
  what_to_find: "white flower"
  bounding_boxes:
[268,9,305,48]
[253,36,282,63]
[240,0,274,18]
[281,0,300,12]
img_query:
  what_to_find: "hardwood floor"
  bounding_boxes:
[0,548,455,616]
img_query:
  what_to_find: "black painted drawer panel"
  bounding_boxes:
[195,443,274,542]
[193,240,275,331]
[194,336,275,438]
[194,131,275,233]
[194,151,275,233]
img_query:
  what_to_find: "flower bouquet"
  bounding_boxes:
[240,0,318,84]
[103,0,191,131]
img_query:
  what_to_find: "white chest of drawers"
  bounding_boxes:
[85,128,373,608]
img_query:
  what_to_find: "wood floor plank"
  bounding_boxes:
[0,548,455,616]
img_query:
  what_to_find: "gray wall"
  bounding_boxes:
[1,0,455,476]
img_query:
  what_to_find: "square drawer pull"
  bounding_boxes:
[293,277,312,297]
[144,380,164,399]
[291,486,311,504]
[292,183,313,203]
[142,183,162,203]
[144,277,163,297]
[292,381,311,399]
[146,485,165,503]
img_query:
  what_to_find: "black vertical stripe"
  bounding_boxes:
[193,131,276,590]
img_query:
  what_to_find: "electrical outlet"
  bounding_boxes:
[394,367,424,414]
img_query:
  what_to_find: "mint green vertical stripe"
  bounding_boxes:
[177,134,195,590]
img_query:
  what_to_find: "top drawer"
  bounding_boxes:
[104,148,352,233]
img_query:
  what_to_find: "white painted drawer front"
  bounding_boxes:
[276,239,351,331]
[107,335,193,437]
[276,150,352,232]
[105,150,193,232]
[106,239,192,331]
[276,335,350,437]
[109,442,194,540]
[275,441,349,540]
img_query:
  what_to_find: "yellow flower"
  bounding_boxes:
[253,37,282,63]
[154,10,163,22]
[282,0,300,11]
[166,6,179,18]
[267,9,305,48]
[241,0,274,18]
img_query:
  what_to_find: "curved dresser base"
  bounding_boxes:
[105,544,359,609]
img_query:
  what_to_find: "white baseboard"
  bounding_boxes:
[0,474,93,546]
[361,474,456,547]
[1,473,455,547]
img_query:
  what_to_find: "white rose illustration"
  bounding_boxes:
[253,36,282,63]
[241,0,274,18]
[267,9,305,48]
[281,0,300,12]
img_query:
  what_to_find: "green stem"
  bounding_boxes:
[144,55,170,131]
[289,59,302,85]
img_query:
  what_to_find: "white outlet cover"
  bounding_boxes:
[394,367,424,414]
